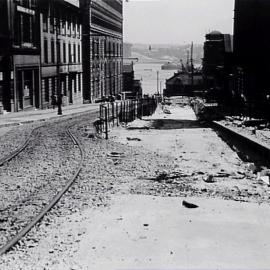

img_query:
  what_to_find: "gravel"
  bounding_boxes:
[0,113,99,250]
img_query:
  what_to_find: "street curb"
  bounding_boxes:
[212,121,270,162]
[0,108,99,129]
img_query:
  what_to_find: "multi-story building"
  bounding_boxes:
[0,0,83,113]
[80,0,123,102]
[39,0,83,107]
[234,0,270,109]
[0,0,40,112]
[202,31,233,102]
[0,0,122,113]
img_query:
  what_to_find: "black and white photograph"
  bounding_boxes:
[0,0,270,269]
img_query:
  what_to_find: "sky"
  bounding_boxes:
[123,0,235,45]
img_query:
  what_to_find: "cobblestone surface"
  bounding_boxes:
[0,124,38,160]
[0,113,98,250]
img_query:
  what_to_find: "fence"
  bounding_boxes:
[97,97,157,139]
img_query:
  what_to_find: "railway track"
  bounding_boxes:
[0,116,90,256]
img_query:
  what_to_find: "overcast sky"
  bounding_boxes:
[123,0,235,45]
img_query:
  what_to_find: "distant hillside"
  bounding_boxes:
[131,43,203,64]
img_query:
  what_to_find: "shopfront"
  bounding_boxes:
[16,68,39,111]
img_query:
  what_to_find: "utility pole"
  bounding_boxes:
[157,70,159,95]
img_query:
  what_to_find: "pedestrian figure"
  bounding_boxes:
[51,94,56,109]
[57,94,63,115]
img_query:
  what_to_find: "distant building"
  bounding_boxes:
[164,72,203,97]
[80,0,123,102]
[234,0,270,109]
[122,62,142,99]
[123,63,134,92]
[202,30,233,102]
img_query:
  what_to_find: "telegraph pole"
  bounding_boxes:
[157,70,159,95]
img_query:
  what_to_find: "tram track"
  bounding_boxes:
[0,115,92,256]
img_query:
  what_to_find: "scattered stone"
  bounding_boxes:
[163,108,171,114]
[203,175,215,183]
[182,200,199,209]
[126,137,141,141]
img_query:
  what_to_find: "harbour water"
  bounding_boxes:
[133,62,177,96]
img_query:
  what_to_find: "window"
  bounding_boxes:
[43,14,48,32]
[22,14,32,44]
[44,39,48,63]
[14,13,21,45]
[50,17,54,33]
[74,75,77,93]
[30,0,37,8]
[72,19,75,36]
[63,42,66,63]
[78,44,81,63]
[68,43,72,63]
[57,41,60,63]
[51,40,55,63]
[73,44,76,63]
[67,20,71,36]
[61,19,66,35]
[78,74,81,92]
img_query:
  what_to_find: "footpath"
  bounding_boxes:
[0,103,99,128]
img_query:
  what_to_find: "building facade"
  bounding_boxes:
[202,31,233,103]
[0,0,40,112]
[0,0,83,113]
[234,0,270,111]
[80,0,123,103]
[39,0,83,108]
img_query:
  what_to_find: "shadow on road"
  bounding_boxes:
[146,119,207,130]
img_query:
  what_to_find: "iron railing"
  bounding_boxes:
[97,97,157,139]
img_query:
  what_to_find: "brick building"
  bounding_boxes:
[80,0,123,102]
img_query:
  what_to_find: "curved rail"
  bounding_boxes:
[0,127,41,167]
[0,125,84,256]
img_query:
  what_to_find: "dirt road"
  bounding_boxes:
[1,100,270,269]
